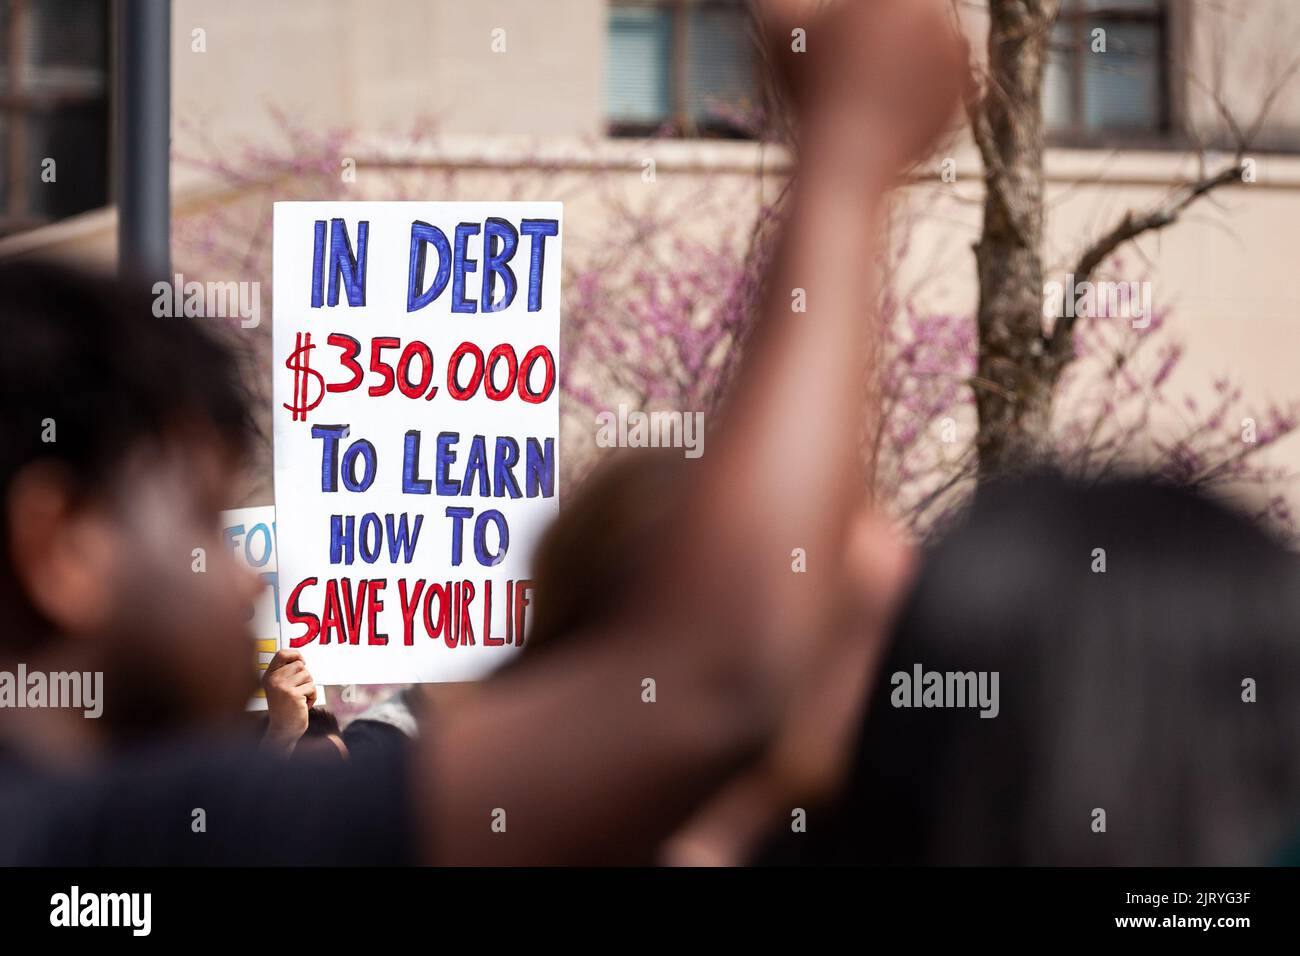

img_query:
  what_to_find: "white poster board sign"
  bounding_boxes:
[272,202,561,685]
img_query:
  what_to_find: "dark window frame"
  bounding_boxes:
[606,0,760,139]
[1047,0,1179,149]
[0,0,111,236]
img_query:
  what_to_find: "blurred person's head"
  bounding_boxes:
[523,448,688,655]
[524,447,912,866]
[769,472,1300,865]
[352,451,690,720]
[291,708,348,761]
[0,258,261,740]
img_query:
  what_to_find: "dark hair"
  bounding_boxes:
[523,449,687,654]
[253,707,341,740]
[0,258,251,639]
[304,707,341,738]
[767,472,1300,865]
[0,258,251,486]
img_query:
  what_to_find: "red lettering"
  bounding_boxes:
[459,580,476,646]
[367,579,387,645]
[483,580,503,646]
[286,577,320,647]
[398,579,424,646]
[426,582,450,644]
[320,579,343,645]
[515,580,532,646]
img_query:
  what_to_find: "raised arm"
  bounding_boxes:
[422,0,966,865]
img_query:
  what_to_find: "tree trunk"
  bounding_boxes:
[972,0,1062,475]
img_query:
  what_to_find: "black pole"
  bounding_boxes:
[116,0,171,281]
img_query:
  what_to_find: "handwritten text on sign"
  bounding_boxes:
[272,202,561,684]
[221,506,280,711]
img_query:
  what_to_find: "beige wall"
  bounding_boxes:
[170,0,606,174]
[4,0,1300,514]
[951,0,1300,149]
[894,144,1300,509]
[1181,0,1300,148]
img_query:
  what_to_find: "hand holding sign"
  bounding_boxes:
[261,649,317,754]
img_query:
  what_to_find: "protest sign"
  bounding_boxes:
[222,506,328,710]
[272,202,561,685]
[221,506,278,710]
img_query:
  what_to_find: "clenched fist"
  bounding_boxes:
[761,0,970,173]
[261,649,318,754]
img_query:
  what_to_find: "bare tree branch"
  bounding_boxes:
[1078,162,1244,281]
[1054,17,1300,358]
[1051,161,1245,356]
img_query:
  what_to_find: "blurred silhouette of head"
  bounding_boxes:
[771,472,1300,865]
[0,258,261,738]
[523,448,688,654]
[293,707,348,761]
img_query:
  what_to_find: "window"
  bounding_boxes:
[1045,0,1170,142]
[0,0,110,236]
[604,0,759,138]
